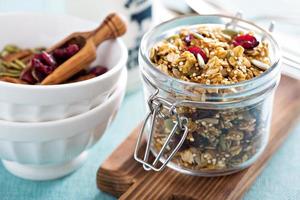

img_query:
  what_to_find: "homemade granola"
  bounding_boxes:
[148,25,272,172]
[152,103,267,171]
[150,26,270,85]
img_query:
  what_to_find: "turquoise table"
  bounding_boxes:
[0,89,300,200]
[0,2,300,200]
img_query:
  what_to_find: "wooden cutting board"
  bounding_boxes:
[97,76,300,200]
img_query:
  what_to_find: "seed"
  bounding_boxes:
[221,29,239,37]
[197,53,205,68]
[4,44,20,53]
[251,59,270,70]
[192,32,205,40]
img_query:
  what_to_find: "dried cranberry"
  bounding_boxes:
[22,43,81,84]
[184,34,194,45]
[40,51,56,66]
[232,34,259,50]
[30,58,53,75]
[32,68,47,82]
[89,66,108,76]
[20,69,37,84]
[53,44,80,60]
[65,44,80,57]
[187,46,208,63]
[52,48,65,59]
[31,58,43,69]
[35,64,54,75]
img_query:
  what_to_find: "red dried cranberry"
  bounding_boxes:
[23,43,81,84]
[32,68,47,82]
[30,58,53,75]
[35,64,54,75]
[187,46,208,63]
[53,44,80,60]
[89,66,108,76]
[52,48,65,59]
[65,44,80,57]
[30,57,55,82]
[232,34,259,50]
[31,58,44,68]
[20,69,37,84]
[40,51,56,66]
[184,34,194,45]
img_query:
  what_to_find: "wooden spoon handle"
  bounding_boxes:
[92,13,127,46]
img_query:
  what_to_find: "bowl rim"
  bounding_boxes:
[0,67,127,141]
[0,12,128,90]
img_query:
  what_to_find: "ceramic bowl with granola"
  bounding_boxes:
[135,15,281,176]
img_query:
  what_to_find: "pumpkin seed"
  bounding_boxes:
[221,29,239,37]
[0,59,25,78]
[0,72,20,77]
[4,44,20,53]
[14,59,26,69]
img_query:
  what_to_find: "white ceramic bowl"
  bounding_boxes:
[0,68,127,180]
[0,13,127,122]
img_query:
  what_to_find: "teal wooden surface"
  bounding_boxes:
[0,88,299,200]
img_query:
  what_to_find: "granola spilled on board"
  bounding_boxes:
[149,25,271,171]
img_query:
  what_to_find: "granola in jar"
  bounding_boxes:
[150,26,270,85]
[152,102,268,171]
[148,25,273,172]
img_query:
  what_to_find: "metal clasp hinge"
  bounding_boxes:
[134,89,189,172]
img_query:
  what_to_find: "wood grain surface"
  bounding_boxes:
[97,76,300,200]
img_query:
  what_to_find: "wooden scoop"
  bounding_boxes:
[41,13,126,85]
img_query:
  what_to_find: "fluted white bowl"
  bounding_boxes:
[0,68,127,180]
[0,13,127,122]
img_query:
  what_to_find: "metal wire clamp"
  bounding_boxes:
[134,88,189,172]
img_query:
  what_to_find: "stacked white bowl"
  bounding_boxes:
[0,13,128,180]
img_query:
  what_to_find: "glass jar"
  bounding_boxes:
[134,15,281,176]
